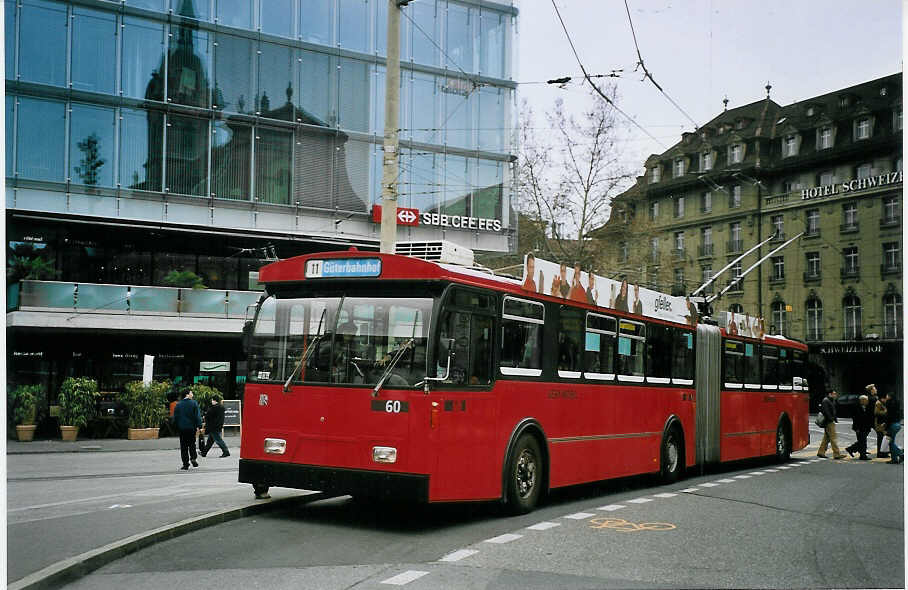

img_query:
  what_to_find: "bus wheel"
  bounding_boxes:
[505,434,543,514]
[775,423,791,462]
[253,484,271,499]
[660,427,683,483]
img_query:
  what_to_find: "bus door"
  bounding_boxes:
[429,287,498,501]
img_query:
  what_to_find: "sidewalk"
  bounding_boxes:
[7,432,240,454]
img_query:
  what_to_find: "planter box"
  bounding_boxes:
[127,427,160,440]
[60,425,79,441]
[15,425,37,442]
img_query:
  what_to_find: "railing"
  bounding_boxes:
[841,266,860,278]
[769,232,786,242]
[840,222,859,233]
[769,273,785,283]
[726,240,743,254]
[881,263,901,275]
[698,244,714,257]
[672,248,685,260]
[726,278,744,292]
[880,216,901,228]
[9,280,262,317]
[803,271,821,281]
[804,227,820,238]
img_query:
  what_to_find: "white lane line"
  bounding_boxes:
[733,475,752,479]
[699,482,720,488]
[484,533,523,544]
[627,498,653,504]
[777,466,792,470]
[380,570,430,585]
[527,521,561,531]
[748,471,767,475]
[764,469,779,472]
[787,463,803,467]
[716,479,736,483]
[653,493,678,498]
[564,512,596,519]
[597,504,626,511]
[439,549,478,562]
[679,488,700,493]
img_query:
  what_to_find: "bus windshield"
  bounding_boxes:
[248,294,433,388]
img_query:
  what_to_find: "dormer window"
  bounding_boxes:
[895,108,902,131]
[728,143,743,164]
[855,117,871,140]
[650,165,662,184]
[806,107,815,117]
[881,87,889,97]
[673,157,686,178]
[700,150,713,171]
[856,163,872,179]
[839,96,850,108]
[782,134,799,157]
[817,126,834,150]
[735,120,746,130]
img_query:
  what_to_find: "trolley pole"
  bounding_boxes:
[379,0,404,253]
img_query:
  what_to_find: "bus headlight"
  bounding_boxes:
[372,446,397,464]
[264,438,287,454]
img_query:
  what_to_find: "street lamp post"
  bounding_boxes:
[379,1,405,253]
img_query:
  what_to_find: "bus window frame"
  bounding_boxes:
[584,312,616,381]
[761,345,779,390]
[432,284,498,390]
[616,318,646,383]
[645,323,673,385]
[499,295,545,378]
[743,340,761,390]
[556,305,584,380]
[723,339,744,389]
[671,328,695,386]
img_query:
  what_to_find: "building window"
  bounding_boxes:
[782,134,798,157]
[895,108,903,132]
[771,214,784,240]
[806,209,820,236]
[674,231,685,252]
[883,242,900,272]
[650,237,659,263]
[817,126,834,150]
[843,246,859,276]
[18,0,67,87]
[673,268,684,289]
[770,300,787,336]
[883,293,902,339]
[648,200,659,220]
[70,103,116,188]
[674,196,685,218]
[700,226,713,256]
[71,7,117,95]
[166,114,209,197]
[728,221,742,252]
[839,96,850,108]
[674,157,685,178]
[729,185,741,208]
[856,163,872,179]
[783,178,802,193]
[15,97,65,182]
[771,256,784,281]
[619,241,628,263]
[700,150,713,171]
[261,0,295,38]
[806,106,815,117]
[882,196,900,225]
[842,202,858,231]
[819,170,835,186]
[897,158,903,172]
[855,117,871,140]
[843,295,862,340]
[806,297,823,341]
[805,252,820,279]
[700,191,712,213]
[122,17,166,102]
[650,165,661,183]
[728,261,743,291]
[701,266,713,294]
[728,143,743,164]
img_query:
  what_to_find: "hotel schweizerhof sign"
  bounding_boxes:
[801,170,903,200]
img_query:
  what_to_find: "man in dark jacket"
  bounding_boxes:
[884,393,903,464]
[817,390,846,459]
[200,395,230,458]
[173,390,202,470]
[846,395,873,460]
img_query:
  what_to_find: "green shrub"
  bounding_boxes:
[190,384,223,411]
[58,377,98,428]
[9,385,42,425]
[163,270,206,289]
[121,380,170,429]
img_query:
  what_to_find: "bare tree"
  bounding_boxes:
[517,85,634,269]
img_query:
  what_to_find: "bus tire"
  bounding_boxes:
[253,484,271,499]
[660,426,683,483]
[775,420,791,462]
[505,434,543,515]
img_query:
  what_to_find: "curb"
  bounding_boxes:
[8,491,329,590]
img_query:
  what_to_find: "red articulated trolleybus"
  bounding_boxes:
[238,245,809,513]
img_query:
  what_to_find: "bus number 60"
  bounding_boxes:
[385,400,402,413]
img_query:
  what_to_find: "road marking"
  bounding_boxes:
[106,504,133,509]
[777,466,791,470]
[627,497,653,504]
[679,488,700,493]
[716,478,736,483]
[597,504,626,511]
[380,570,430,585]
[733,475,752,479]
[484,533,523,544]
[564,511,597,519]
[653,493,677,498]
[748,471,767,475]
[589,517,676,533]
[527,521,561,531]
[439,549,478,562]
[787,463,803,467]
[699,482,720,487]
[764,469,779,472]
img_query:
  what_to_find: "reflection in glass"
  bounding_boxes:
[479,9,504,78]
[19,0,67,87]
[445,3,474,73]
[335,137,369,211]
[6,96,15,176]
[166,114,209,196]
[442,154,471,216]
[444,84,472,149]
[474,159,502,219]
[213,33,254,114]
[410,72,437,144]
[255,128,292,204]
[127,0,166,11]
[120,107,163,191]
[261,0,294,37]
[402,151,438,213]
[293,129,333,208]
[16,97,65,182]
[338,58,370,132]
[168,23,210,108]
[258,42,295,120]
[298,49,332,125]
[478,86,503,152]
[122,17,166,101]
[300,0,332,45]
[211,120,251,200]
[70,104,116,187]
[71,8,117,94]
[217,0,252,29]
[410,0,437,66]
[374,0,405,58]
[338,0,369,53]
[5,1,16,79]
[172,0,210,21]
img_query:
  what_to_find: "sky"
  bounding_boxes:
[517,0,903,176]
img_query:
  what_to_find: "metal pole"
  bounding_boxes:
[379,0,402,253]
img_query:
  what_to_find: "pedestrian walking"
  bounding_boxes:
[173,389,202,470]
[817,390,846,459]
[883,393,903,464]
[874,386,889,458]
[845,395,873,460]
[200,395,230,458]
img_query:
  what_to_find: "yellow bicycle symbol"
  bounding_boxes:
[589,517,676,533]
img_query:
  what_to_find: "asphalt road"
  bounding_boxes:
[59,421,903,590]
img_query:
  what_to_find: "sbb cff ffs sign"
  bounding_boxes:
[371,205,502,232]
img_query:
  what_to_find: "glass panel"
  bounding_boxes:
[478,86,503,152]
[334,137,369,211]
[374,0,406,58]
[227,291,260,316]
[503,297,544,321]
[557,307,583,373]
[338,58,370,132]
[211,120,251,199]
[298,49,333,125]
[213,33,254,114]
[76,284,129,311]
[120,107,164,191]
[129,285,180,313]
[403,150,438,213]
[182,288,227,314]
[480,8,504,78]
[168,23,211,108]
[646,324,672,379]
[126,0,167,11]
[217,0,252,29]
[258,42,295,120]
[261,0,294,37]
[411,71,437,144]
[70,104,116,188]
[6,96,14,176]
[5,0,16,79]
[71,7,117,94]
[672,330,695,381]
[293,129,333,208]
[19,0,67,87]
[338,0,368,53]
[410,0,436,66]
[300,0,332,45]
[122,17,166,101]
[444,83,473,148]
[172,0,211,21]
[16,97,65,181]
[445,2,473,73]
[165,113,208,196]
[255,127,292,204]
[474,159,501,219]
[442,154,470,215]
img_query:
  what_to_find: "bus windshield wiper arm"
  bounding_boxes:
[284,308,327,391]
[371,339,415,397]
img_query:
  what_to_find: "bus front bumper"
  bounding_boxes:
[239,459,430,502]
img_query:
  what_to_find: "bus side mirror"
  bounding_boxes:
[242,320,253,355]
[417,338,455,393]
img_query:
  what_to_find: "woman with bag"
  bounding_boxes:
[874,387,889,459]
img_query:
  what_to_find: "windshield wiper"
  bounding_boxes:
[371,339,415,397]
[284,308,327,392]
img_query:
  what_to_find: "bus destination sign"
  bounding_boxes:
[305,258,382,278]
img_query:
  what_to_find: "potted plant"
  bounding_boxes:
[121,380,169,440]
[9,384,42,441]
[57,377,98,441]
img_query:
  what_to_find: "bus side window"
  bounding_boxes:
[646,324,672,384]
[792,350,806,390]
[585,313,615,380]
[616,320,645,382]
[436,289,495,387]
[500,297,544,377]
[723,340,744,388]
[557,306,584,378]
[672,330,695,385]
[743,342,760,387]
[762,345,779,388]
[778,348,792,390]
[470,315,493,385]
